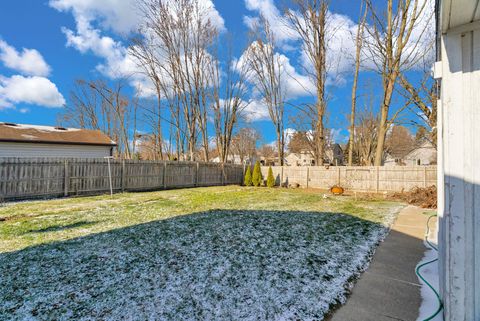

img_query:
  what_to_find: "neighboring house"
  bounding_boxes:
[285,151,315,166]
[0,122,116,158]
[286,144,344,166]
[325,144,344,166]
[403,141,437,166]
[259,156,283,166]
[211,154,256,165]
[384,140,437,166]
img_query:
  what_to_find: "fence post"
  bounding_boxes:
[423,166,427,188]
[195,162,199,187]
[376,166,380,193]
[306,167,310,189]
[64,160,69,197]
[221,163,225,186]
[121,159,126,192]
[337,167,341,185]
[242,163,246,185]
[163,162,167,189]
[281,166,284,187]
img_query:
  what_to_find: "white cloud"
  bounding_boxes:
[242,99,270,122]
[60,16,155,97]
[0,75,66,108]
[0,39,51,77]
[238,42,315,101]
[284,127,296,145]
[277,53,315,97]
[62,17,139,79]
[243,0,298,45]
[197,0,226,31]
[49,0,140,35]
[330,128,348,144]
[51,0,226,97]
[51,0,225,35]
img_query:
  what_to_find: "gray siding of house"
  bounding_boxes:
[0,142,112,158]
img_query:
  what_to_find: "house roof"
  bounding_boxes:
[404,140,436,159]
[0,123,117,146]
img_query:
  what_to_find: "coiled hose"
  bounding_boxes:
[415,214,443,321]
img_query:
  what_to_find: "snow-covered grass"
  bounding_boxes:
[0,186,402,320]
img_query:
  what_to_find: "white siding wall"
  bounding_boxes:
[0,142,112,158]
[438,23,480,320]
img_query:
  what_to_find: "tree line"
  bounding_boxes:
[59,0,435,166]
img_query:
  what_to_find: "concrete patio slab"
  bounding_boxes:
[329,205,429,321]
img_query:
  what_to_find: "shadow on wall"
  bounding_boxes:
[438,175,480,320]
[0,209,423,320]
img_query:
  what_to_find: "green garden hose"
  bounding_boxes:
[415,214,443,321]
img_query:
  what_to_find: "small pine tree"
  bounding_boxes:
[244,166,253,186]
[252,161,263,187]
[266,166,275,188]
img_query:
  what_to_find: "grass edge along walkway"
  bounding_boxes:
[330,205,430,321]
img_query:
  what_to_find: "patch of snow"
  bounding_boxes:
[21,134,38,140]
[10,123,81,131]
[416,217,443,321]
[0,207,403,320]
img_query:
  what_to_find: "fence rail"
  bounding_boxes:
[0,158,244,201]
[261,165,437,193]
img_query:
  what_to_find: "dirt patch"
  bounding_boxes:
[392,186,437,209]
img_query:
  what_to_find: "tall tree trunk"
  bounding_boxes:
[348,2,367,166]
[156,86,164,160]
[316,108,324,166]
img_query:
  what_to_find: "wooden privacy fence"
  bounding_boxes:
[261,165,437,193]
[0,158,244,201]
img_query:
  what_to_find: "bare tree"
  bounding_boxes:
[258,144,276,161]
[365,0,432,165]
[398,65,437,148]
[231,128,261,164]
[288,131,311,153]
[138,0,218,161]
[245,18,286,166]
[354,106,379,166]
[129,34,165,160]
[209,40,251,164]
[385,125,415,161]
[61,78,138,159]
[285,0,328,165]
[348,1,368,166]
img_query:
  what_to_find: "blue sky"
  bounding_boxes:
[0,0,432,146]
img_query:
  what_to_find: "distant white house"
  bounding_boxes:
[384,140,437,167]
[285,151,315,166]
[403,141,437,166]
[0,122,116,158]
[211,154,256,165]
[286,144,344,166]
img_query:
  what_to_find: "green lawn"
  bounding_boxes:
[0,186,403,320]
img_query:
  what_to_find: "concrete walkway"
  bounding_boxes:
[329,206,429,321]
